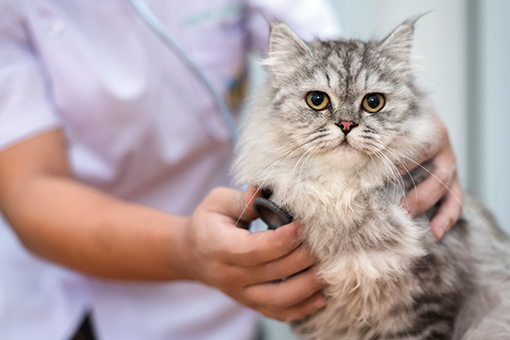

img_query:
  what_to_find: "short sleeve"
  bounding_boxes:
[245,0,342,54]
[0,0,61,152]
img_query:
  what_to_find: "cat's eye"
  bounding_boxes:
[362,93,385,113]
[306,91,330,111]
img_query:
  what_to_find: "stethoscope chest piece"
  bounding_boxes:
[252,197,293,230]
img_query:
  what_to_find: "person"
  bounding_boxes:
[0,0,461,339]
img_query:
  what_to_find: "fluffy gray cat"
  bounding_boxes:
[234,19,510,340]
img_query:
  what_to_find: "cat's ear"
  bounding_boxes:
[378,22,414,64]
[268,22,309,56]
[265,22,310,79]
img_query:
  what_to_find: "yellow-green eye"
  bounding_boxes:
[306,91,330,111]
[362,93,385,113]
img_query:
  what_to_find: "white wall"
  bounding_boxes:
[476,0,510,232]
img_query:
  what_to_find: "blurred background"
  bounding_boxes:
[258,0,510,338]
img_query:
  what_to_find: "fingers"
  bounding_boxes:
[402,167,452,217]
[396,110,463,240]
[220,221,303,266]
[212,185,303,266]
[257,244,316,282]
[270,292,326,322]
[402,114,456,217]
[430,175,463,240]
[244,266,326,321]
[398,110,447,175]
[226,243,317,285]
[204,186,261,224]
[195,186,303,269]
[246,266,324,307]
[203,187,304,266]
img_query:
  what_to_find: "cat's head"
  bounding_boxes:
[235,20,434,191]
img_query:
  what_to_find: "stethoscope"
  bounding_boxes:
[128,0,292,230]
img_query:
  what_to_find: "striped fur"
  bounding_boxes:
[234,20,510,340]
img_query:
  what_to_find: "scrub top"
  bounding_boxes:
[0,0,340,339]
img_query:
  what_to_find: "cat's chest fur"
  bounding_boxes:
[271,175,442,339]
[269,168,476,340]
[270,166,428,274]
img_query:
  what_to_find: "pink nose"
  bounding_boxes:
[337,121,357,135]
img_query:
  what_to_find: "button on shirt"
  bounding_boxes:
[0,0,340,339]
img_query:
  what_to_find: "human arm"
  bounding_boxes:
[0,130,195,280]
[0,130,325,320]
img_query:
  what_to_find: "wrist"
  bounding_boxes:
[169,216,197,281]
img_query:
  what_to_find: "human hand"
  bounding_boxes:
[179,186,326,321]
[401,111,462,240]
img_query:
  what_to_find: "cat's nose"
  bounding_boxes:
[336,121,358,135]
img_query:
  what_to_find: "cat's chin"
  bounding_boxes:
[338,140,351,150]
[321,146,370,172]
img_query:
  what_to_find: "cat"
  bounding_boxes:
[233,18,510,340]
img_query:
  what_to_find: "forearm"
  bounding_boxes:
[1,174,191,281]
[0,131,327,321]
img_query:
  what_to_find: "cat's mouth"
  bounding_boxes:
[338,137,360,153]
[339,139,350,147]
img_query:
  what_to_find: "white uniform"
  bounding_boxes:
[0,0,340,339]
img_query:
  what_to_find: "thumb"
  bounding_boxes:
[205,186,263,224]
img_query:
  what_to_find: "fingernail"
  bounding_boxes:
[314,295,326,308]
[440,219,454,239]
[435,228,444,240]
[434,222,446,240]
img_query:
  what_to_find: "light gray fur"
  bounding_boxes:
[233,19,510,340]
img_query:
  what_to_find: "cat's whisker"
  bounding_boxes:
[299,146,317,182]
[301,148,321,201]
[385,146,496,245]
[372,146,406,199]
[259,133,323,175]
[234,134,324,228]
[233,186,263,230]
[386,146,459,203]
[383,147,419,203]
[282,146,315,202]
[289,146,319,201]
[261,132,323,168]
[368,152,393,203]
[257,135,323,188]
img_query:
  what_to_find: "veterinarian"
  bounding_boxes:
[0,0,461,339]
